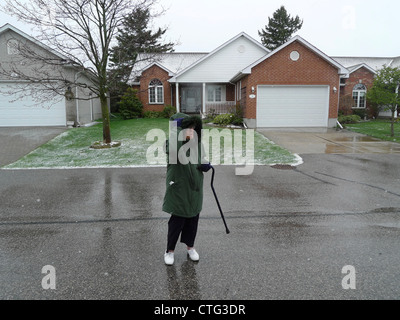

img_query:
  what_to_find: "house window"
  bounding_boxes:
[352,84,367,108]
[149,79,164,104]
[207,85,224,102]
[7,39,19,55]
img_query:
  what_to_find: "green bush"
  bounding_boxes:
[203,108,218,123]
[162,105,176,118]
[338,114,361,124]
[143,110,163,118]
[117,88,143,119]
[213,113,235,125]
[352,108,367,119]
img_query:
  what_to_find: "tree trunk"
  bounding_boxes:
[390,108,395,137]
[101,95,112,143]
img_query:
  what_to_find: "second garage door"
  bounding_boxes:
[257,85,330,127]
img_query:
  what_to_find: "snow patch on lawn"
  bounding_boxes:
[2,128,302,170]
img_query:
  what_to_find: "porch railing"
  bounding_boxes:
[205,101,236,114]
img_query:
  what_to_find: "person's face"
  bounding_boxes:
[185,127,195,140]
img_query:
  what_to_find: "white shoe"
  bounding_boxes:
[164,252,174,265]
[187,248,199,262]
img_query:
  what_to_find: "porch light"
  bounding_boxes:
[333,87,337,94]
[251,86,255,93]
[65,86,74,101]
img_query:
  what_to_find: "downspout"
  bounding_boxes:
[75,70,85,126]
[396,84,399,118]
[176,83,180,113]
[89,92,94,122]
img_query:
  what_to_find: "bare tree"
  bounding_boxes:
[1,0,160,143]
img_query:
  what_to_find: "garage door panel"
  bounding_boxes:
[257,86,329,127]
[0,84,66,127]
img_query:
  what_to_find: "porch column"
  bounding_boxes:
[176,83,180,113]
[202,83,206,114]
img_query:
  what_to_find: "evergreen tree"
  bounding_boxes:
[109,7,175,82]
[108,7,175,111]
[258,6,303,51]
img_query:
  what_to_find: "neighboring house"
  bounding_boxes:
[333,56,400,118]
[129,32,399,128]
[0,23,102,127]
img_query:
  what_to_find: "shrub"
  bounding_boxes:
[228,103,244,125]
[162,105,176,118]
[143,110,163,118]
[203,108,218,123]
[117,88,143,119]
[338,114,361,124]
[213,113,235,125]
[353,108,367,119]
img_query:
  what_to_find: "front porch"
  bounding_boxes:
[173,83,236,115]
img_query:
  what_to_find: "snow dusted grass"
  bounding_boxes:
[3,118,300,169]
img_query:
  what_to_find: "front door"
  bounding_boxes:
[181,86,201,113]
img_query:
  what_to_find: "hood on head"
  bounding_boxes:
[170,113,203,141]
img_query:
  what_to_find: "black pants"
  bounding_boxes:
[167,214,200,252]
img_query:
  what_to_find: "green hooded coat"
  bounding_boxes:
[162,113,205,218]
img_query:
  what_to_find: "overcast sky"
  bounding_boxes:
[1,0,399,57]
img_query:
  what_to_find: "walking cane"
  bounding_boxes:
[210,165,230,234]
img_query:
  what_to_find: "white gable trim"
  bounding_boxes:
[169,32,269,83]
[231,35,349,82]
[138,62,176,77]
[348,63,377,75]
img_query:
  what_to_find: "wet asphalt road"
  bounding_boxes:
[0,154,399,300]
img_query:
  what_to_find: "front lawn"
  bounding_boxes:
[346,119,400,142]
[2,118,300,169]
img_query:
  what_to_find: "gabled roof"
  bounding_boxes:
[128,52,207,84]
[332,56,399,72]
[231,35,349,82]
[346,63,377,75]
[169,32,269,83]
[0,23,70,61]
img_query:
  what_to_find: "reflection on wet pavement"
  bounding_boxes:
[258,128,400,155]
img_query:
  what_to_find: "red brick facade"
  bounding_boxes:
[339,66,375,116]
[238,41,341,121]
[132,38,378,127]
[136,65,173,112]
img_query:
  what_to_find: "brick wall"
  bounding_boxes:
[340,67,375,116]
[138,65,172,112]
[240,41,341,121]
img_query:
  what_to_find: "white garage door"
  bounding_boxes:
[257,85,329,127]
[0,83,66,127]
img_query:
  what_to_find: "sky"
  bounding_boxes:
[0,0,399,58]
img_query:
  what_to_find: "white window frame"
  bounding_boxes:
[149,79,164,104]
[352,84,367,109]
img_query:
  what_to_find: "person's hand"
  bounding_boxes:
[198,163,212,172]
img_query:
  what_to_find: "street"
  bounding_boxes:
[0,153,399,300]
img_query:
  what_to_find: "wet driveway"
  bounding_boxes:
[258,128,400,154]
[0,127,67,167]
[0,153,399,300]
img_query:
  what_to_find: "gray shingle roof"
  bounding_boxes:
[128,52,207,84]
[332,56,400,71]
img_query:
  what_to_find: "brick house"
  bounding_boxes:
[129,33,399,128]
